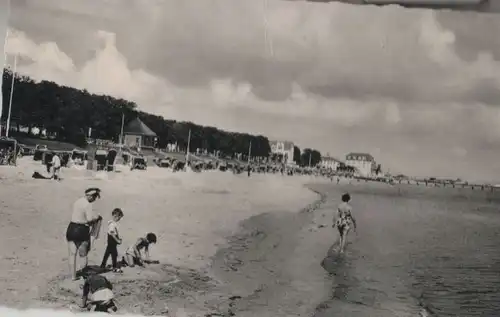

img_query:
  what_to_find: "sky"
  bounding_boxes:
[4,0,500,183]
[0,0,10,119]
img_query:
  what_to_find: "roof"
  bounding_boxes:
[345,152,374,161]
[321,156,342,163]
[123,118,157,137]
[270,140,294,151]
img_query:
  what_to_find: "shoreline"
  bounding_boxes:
[206,185,330,317]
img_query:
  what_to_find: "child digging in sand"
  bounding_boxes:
[122,233,157,267]
[100,208,124,273]
[80,272,118,313]
[332,193,357,254]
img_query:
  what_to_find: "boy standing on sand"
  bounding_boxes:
[332,193,357,253]
[100,208,124,273]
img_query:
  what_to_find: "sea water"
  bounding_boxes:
[311,183,500,317]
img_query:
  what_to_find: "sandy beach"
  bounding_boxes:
[0,158,328,316]
[3,160,500,317]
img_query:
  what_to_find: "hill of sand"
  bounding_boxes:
[0,158,319,316]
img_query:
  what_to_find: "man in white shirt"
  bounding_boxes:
[51,153,61,180]
[66,188,102,280]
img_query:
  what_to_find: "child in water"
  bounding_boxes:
[122,233,157,267]
[100,208,124,273]
[332,193,357,253]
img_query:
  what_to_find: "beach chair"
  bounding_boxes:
[95,150,108,171]
[106,149,118,172]
[71,149,88,165]
[131,156,147,170]
[42,152,54,173]
[61,152,71,167]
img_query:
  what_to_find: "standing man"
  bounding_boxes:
[51,152,61,180]
[66,188,102,280]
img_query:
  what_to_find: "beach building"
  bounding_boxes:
[123,118,157,149]
[269,140,294,165]
[319,155,342,171]
[345,152,376,177]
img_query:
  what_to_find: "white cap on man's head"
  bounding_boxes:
[85,187,101,198]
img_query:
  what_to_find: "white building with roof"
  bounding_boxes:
[345,152,377,177]
[269,140,295,165]
[319,155,342,171]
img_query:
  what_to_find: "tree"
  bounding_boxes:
[300,148,321,167]
[293,146,301,164]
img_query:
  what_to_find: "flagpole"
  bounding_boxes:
[0,29,9,136]
[186,129,191,164]
[308,152,312,168]
[247,141,252,164]
[119,113,125,145]
[6,54,17,138]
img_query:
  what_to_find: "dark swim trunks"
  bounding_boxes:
[66,222,91,249]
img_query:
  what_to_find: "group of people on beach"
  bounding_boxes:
[62,185,356,313]
[65,187,158,312]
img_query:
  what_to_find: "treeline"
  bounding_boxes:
[1,69,324,164]
[1,69,274,157]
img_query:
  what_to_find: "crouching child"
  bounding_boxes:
[80,272,118,313]
[122,233,157,267]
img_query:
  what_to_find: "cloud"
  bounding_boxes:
[5,0,500,182]
[10,0,500,104]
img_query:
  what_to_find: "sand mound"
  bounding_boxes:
[41,264,217,316]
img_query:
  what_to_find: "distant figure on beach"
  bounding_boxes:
[80,272,117,313]
[51,153,61,180]
[122,233,157,267]
[100,208,124,273]
[66,188,103,280]
[332,193,357,253]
